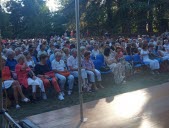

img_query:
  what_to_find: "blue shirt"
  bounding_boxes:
[6,58,17,71]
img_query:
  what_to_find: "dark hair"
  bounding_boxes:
[142,44,148,50]
[40,44,45,50]
[84,51,91,57]
[148,43,154,48]
[70,44,75,49]
[116,47,121,52]
[23,51,30,56]
[39,54,48,61]
[66,41,70,44]
[133,48,139,54]
[55,45,60,49]
[104,48,111,57]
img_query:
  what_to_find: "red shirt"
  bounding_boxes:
[15,64,30,88]
[2,66,11,81]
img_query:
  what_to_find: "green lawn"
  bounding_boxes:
[8,71,169,120]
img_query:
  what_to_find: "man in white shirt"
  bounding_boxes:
[91,44,100,58]
[67,49,88,88]
[52,52,74,95]
[163,39,169,53]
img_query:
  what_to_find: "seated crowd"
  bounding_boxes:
[1,32,169,109]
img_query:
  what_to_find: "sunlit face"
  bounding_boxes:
[46,0,61,12]
[56,56,61,62]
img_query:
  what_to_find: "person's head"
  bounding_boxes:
[157,40,162,46]
[54,49,61,54]
[71,48,77,58]
[6,50,15,60]
[49,43,55,50]
[23,51,31,60]
[39,54,48,63]
[65,40,70,46]
[164,39,169,44]
[94,44,98,50]
[100,43,105,48]
[149,39,154,43]
[86,45,91,51]
[116,47,122,53]
[84,51,91,60]
[70,44,76,49]
[55,52,62,61]
[133,48,139,54]
[138,38,142,43]
[142,44,148,50]
[63,47,70,55]
[148,44,154,50]
[11,44,16,51]
[131,43,136,48]
[15,47,21,56]
[127,43,131,47]
[28,47,35,55]
[2,56,6,67]
[2,49,8,57]
[80,46,86,54]
[115,43,121,48]
[17,54,26,64]
[21,44,26,52]
[40,44,46,51]
[139,42,143,48]
[104,48,111,57]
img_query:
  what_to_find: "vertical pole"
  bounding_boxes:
[75,0,84,122]
[0,30,3,124]
[147,0,150,32]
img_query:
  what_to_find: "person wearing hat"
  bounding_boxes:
[2,56,30,109]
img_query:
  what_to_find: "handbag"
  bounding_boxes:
[59,71,70,77]
[99,66,110,72]
[11,71,18,80]
[27,71,34,78]
[44,71,55,78]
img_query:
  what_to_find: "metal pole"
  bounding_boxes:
[147,0,150,32]
[75,0,84,122]
[0,30,3,111]
[148,0,150,6]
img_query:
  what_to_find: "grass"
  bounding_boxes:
[7,71,169,120]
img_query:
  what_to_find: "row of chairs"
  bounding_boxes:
[91,54,112,74]
[91,54,151,74]
[125,54,150,69]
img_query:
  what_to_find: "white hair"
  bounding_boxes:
[6,50,15,57]
[55,52,62,57]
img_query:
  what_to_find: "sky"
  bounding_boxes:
[46,0,62,12]
[0,0,61,12]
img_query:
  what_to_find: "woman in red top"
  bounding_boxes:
[15,54,47,101]
[2,56,29,109]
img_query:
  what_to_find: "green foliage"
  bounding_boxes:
[62,0,169,35]
[0,0,67,38]
[0,0,169,38]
